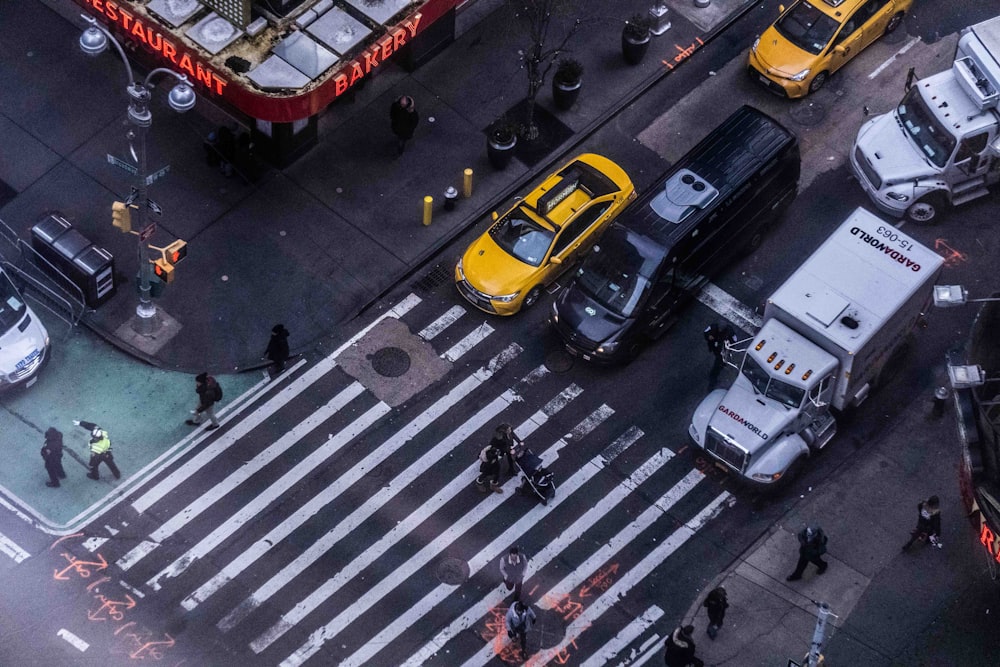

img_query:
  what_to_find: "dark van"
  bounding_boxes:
[550,105,800,363]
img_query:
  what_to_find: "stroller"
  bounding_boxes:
[514,448,556,505]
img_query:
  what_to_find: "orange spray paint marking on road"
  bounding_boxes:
[662,37,705,70]
[88,594,137,622]
[54,552,108,579]
[934,239,968,267]
[49,532,85,550]
[86,575,113,592]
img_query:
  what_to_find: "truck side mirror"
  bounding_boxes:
[988,137,1000,159]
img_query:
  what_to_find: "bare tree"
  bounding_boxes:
[514,0,581,140]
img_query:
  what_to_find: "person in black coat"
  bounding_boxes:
[389,95,419,155]
[41,427,67,488]
[664,624,703,667]
[703,586,728,639]
[902,495,942,550]
[787,525,828,581]
[264,324,290,377]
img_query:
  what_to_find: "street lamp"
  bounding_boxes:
[932,284,1000,308]
[78,14,195,336]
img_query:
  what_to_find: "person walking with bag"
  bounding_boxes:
[41,427,67,488]
[902,495,942,550]
[505,600,536,657]
[786,524,829,581]
[703,586,728,640]
[500,546,529,601]
[475,441,504,493]
[186,372,222,431]
[664,624,704,667]
[73,420,121,481]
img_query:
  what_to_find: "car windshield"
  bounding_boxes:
[489,207,555,267]
[0,271,27,334]
[574,230,657,317]
[896,87,957,168]
[741,355,806,409]
[774,1,839,55]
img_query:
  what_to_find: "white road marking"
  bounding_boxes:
[146,400,390,591]
[0,532,29,563]
[868,36,921,79]
[347,428,649,667]
[443,322,494,361]
[696,282,763,333]
[129,293,420,516]
[581,605,664,667]
[419,305,465,340]
[117,382,366,572]
[252,388,589,654]
[534,493,733,666]
[81,537,108,552]
[57,628,88,651]
[182,345,523,613]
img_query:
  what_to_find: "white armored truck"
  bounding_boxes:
[851,15,1000,223]
[688,208,943,489]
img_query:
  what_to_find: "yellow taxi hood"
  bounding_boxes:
[462,229,541,296]
[754,26,817,77]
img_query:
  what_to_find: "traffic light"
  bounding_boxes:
[152,258,174,283]
[163,240,187,265]
[112,201,132,233]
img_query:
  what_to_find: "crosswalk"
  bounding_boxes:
[86,292,736,666]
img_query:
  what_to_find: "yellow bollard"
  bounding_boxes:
[423,195,433,226]
[463,168,474,198]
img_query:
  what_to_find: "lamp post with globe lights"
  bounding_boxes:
[78,14,195,335]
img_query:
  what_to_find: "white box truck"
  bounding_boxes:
[0,266,49,390]
[688,208,943,489]
[851,15,1000,224]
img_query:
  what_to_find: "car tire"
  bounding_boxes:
[743,221,771,256]
[885,12,904,34]
[905,193,946,225]
[808,71,829,94]
[522,286,543,309]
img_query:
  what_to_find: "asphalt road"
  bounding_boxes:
[2,1,999,666]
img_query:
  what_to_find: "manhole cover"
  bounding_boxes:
[544,350,574,373]
[789,101,826,127]
[369,346,411,377]
[533,608,568,650]
[436,557,470,585]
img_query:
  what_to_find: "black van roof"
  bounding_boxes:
[616,105,796,247]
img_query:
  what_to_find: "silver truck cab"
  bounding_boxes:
[0,267,50,389]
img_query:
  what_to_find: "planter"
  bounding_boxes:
[622,31,651,65]
[552,78,582,111]
[487,132,518,170]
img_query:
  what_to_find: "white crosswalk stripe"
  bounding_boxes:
[99,293,736,667]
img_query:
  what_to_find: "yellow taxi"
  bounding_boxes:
[455,154,635,316]
[748,0,911,98]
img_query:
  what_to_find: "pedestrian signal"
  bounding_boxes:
[152,258,174,283]
[112,201,132,233]
[164,239,187,264]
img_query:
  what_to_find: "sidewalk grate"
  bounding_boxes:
[412,263,452,294]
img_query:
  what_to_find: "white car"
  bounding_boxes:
[0,267,49,389]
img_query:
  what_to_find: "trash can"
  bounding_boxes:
[30,213,117,309]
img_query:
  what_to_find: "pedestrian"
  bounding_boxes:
[264,323,290,378]
[475,441,505,493]
[500,546,529,601]
[490,423,523,479]
[704,323,724,387]
[902,495,942,551]
[73,420,121,481]
[186,372,222,431]
[664,624,704,667]
[389,95,419,155]
[703,586,728,640]
[786,524,828,581]
[504,599,536,657]
[41,427,67,488]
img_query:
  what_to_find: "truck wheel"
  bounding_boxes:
[905,194,945,225]
[885,13,904,34]
[743,223,770,256]
[808,71,829,94]
[521,286,543,310]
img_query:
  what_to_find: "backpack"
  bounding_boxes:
[210,377,223,402]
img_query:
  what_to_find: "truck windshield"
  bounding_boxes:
[896,87,956,168]
[0,271,28,335]
[574,230,657,317]
[741,355,806,409]
[774,1,839,56]
[488,207,555,267]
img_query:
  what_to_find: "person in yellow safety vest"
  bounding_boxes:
[73,420,121,481]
